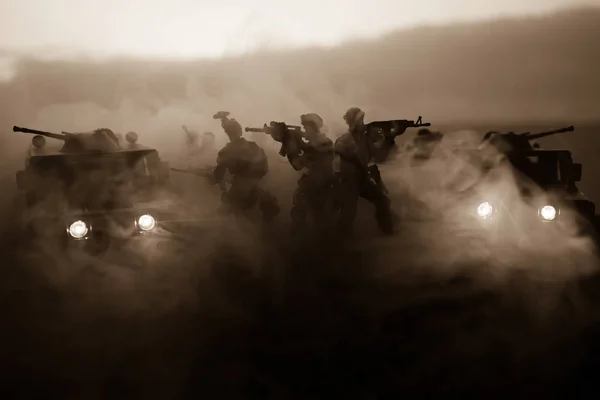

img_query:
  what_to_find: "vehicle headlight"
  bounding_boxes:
[477,201,494,219]
[539,205,557,221]
[137,214,156,231]
[68,220,89,239]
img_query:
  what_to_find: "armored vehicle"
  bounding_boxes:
[470,126,597,233]
[13,126,174,254]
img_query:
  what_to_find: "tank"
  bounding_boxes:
[12,125,141,155]
[469,125,597,238]
[12,125,173,255]
[480,125,574,155]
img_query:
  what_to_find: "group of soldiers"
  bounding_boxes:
[180,108,429,239]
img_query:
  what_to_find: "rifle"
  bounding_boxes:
[170,167,227,190]
[244,121,305,157]
[366,116,431,141]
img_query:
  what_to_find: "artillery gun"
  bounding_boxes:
[481,125,574,155]
[12,125,175,255]
[13,125,143,155]
[478,126,579,187]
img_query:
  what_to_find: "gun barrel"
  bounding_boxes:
[13,126,67,140]
[526,125,575,140]
[170,167,212,176]
[415,122,432,127]
[245,127,266,133]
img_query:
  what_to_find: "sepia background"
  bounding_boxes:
[1,1,600,397]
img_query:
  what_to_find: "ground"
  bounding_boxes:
[1,124,600,398]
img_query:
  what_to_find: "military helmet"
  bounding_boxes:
[222,118,242,136]
[343,107,365,126]
[125,131,138,144]
[300,113,324,130]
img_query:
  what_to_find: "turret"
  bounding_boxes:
[13,125,121,153]
[481,125,575,154]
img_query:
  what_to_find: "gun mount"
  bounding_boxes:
[481,125,575,153]
[14,125,122,153]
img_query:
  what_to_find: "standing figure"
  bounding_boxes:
[210,112,280,222]
[285,113,335,236]
[334,107,396,236]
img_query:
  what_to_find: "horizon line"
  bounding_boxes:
[1,4,598,63]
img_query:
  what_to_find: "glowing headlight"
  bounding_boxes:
[68,220,88,239]
[137,214,156,231]
[539,205,557,221]
[477,201,494,219]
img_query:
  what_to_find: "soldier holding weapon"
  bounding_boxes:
[246,113,335,237]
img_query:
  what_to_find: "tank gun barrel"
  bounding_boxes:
[13,126,67,141]
[523,126,574,140]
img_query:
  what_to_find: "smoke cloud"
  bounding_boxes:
[1,8,600,396]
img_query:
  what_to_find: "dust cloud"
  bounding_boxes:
[1,7,600,397]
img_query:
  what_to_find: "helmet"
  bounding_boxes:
[300,113,324,130]
[343,107,365,126]
[222,118,242,136]
[125,131,138,144]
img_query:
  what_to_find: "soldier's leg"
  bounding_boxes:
[257,187,280,222]
[290,187,309,234]
[336,176,360,236]
[308,185,335,236]
[360,180,394,235]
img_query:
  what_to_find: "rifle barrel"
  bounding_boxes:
[245,127,266,133]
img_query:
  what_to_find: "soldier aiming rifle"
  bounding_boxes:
[248,114,336,237]
[334,108,432,236]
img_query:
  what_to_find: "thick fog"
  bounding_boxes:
[1,7,600,397]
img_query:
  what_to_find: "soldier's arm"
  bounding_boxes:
[286,142,311,171]
[282,134,307,170]
[287,153,306,171]
[333,134,355,158]
[213,147,230,183]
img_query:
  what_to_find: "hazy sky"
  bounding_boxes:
[1,0,598,59]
